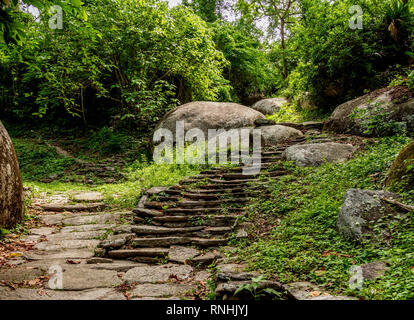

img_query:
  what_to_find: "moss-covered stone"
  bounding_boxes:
[385,140,414,191]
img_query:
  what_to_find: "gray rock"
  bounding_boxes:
[361,261,389,280]
[62,213,122,226]
[324,87,414,136]
[215,280,283,299]
[0,120,24,228]
[337,189,402,242]
[108,248,169,259]
[259,125,304,146]
[251,98,288,115]
[123,264,193,284]
[156,101,265,142]
[283,142,356,167]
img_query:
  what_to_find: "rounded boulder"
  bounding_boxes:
[0,121,24,228]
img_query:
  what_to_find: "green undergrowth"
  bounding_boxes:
[237,135,414,300]
[267,102,329,123]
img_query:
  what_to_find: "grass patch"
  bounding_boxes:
[267,103,328,123]
[237,135,414,300]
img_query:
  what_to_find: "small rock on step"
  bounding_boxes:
[132,207,164,218]
[99,233,135,249]
[108,248,169,259]
[189,251,221,266]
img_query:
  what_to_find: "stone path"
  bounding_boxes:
[0,122,354,300]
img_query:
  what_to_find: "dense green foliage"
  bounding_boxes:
[1,0,413,125]
[238,136,414,300]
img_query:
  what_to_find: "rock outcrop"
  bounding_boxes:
[283,142,355,167]
[324,86,414,136]
[0,121,24,228]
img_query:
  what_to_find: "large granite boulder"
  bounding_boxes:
[156,101,265,141]
[283,142,356,167]
[385,140,414,191]
[0,121,24,228]
[251,98,288,115]
[337,189,403,242]
[324,86,414,136]
[259,125,303,146]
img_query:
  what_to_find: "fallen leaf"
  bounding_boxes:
[66,259,81,264]
[310,291,321,297]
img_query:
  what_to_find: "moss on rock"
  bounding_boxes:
[385,140,414,191]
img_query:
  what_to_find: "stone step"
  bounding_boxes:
[130,237,192,247]
[129,236,230,248]
[133,207,164,218]
[174,199,248,208]
[131,225,204,235]
[164,207,244,216]
[108,248,169,259]
[38,202,107,212]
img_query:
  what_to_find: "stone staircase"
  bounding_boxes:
[102,135,307,266]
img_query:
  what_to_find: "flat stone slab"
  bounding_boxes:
[60,224,116,233]
[168,246,200,264]
[24,249,95,260]
[45,266,122,290]
[72,192,104,202]
[39,202,106,212]
[0,267,44,282]
[0,287,125,300]
[30,227,56,236]
[34,240,100,251]
[62,213,122,226]
[41,214,64,226]
[123,264,193,284]
[47,231,106,242]
[108,248,169,259]
[131,283,193,298]
[88,261,145,272]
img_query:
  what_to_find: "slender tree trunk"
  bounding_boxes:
[280,19,288,80]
